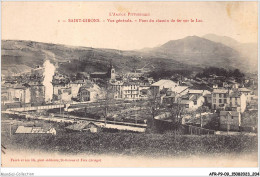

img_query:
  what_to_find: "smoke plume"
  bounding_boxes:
[43,60,55,102]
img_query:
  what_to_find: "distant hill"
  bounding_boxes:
[203,34,258,73]
[203,34,239,47]
[2,64,32,77]
[1,40,197,77]
[142,36,253,73]
[1,35,256,77]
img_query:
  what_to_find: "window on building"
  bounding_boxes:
[213,99,216,103]
[213,93,216,97]
[14,98,19,101]
[224,99,227,103]
[219,99,222,103]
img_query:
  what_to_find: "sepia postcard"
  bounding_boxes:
[1,1,259,172]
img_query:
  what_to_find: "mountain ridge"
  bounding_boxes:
[1,39,198,77]
[202,34,258,73]
[1,34,257,77]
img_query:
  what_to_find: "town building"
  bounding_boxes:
[223,81,240,89]
[211,89,247,113]
[162,86,189,104]
[53,82,72,103]
[150,80,178,97]
[229,92,247,113]
[204,93,212,108]
[1,83,45,108]
[77,83,101,102]
[15,126,56,135]
[110,80,124,99]
[237,87,252,103]
[122,81,140,100]
[53,79,100,103]
[212,89,230,110]
[110,78,152,100]
[179,94,205,111]
[219,111,241,131]
[1,84,31,107]
[188,89,211,96]
[65,121,102,133]
[138,77,152,99]
[68,80,86,98]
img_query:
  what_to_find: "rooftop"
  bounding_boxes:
[189,94,202,101]
[65,121,101,131]
[151,79,178,88]
[220,111,240,116]
[172,86,188,94]
[188,89,203,94]
[15,126,53,134]
[180,100,193,105]
[15,126,33,133]
[122,80,140,86]
[70,80,86,84]
[229,92,242,98]
[91,72,107,75]
[212,89,229,94]
[238,88,251,92]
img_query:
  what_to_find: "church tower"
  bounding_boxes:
[108,60,116,80]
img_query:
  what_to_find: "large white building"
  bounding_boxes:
[212,89,247,113]
[110,80,141,100]
[122,81,140,100]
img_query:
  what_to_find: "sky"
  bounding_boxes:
[1,1,258,50]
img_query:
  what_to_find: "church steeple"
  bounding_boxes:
[110,65,116,81]
[107,60,116,80]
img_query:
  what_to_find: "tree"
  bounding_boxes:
[159,97,187,137]
[197,106,209,127]
[233,69,244,78]
[101,82,116,125]
[166,98,186,129]
[146,91,161,132]
[76,73,85,80]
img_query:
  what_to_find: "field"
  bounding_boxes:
[2,117,258,158]
[50,100,153,124]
